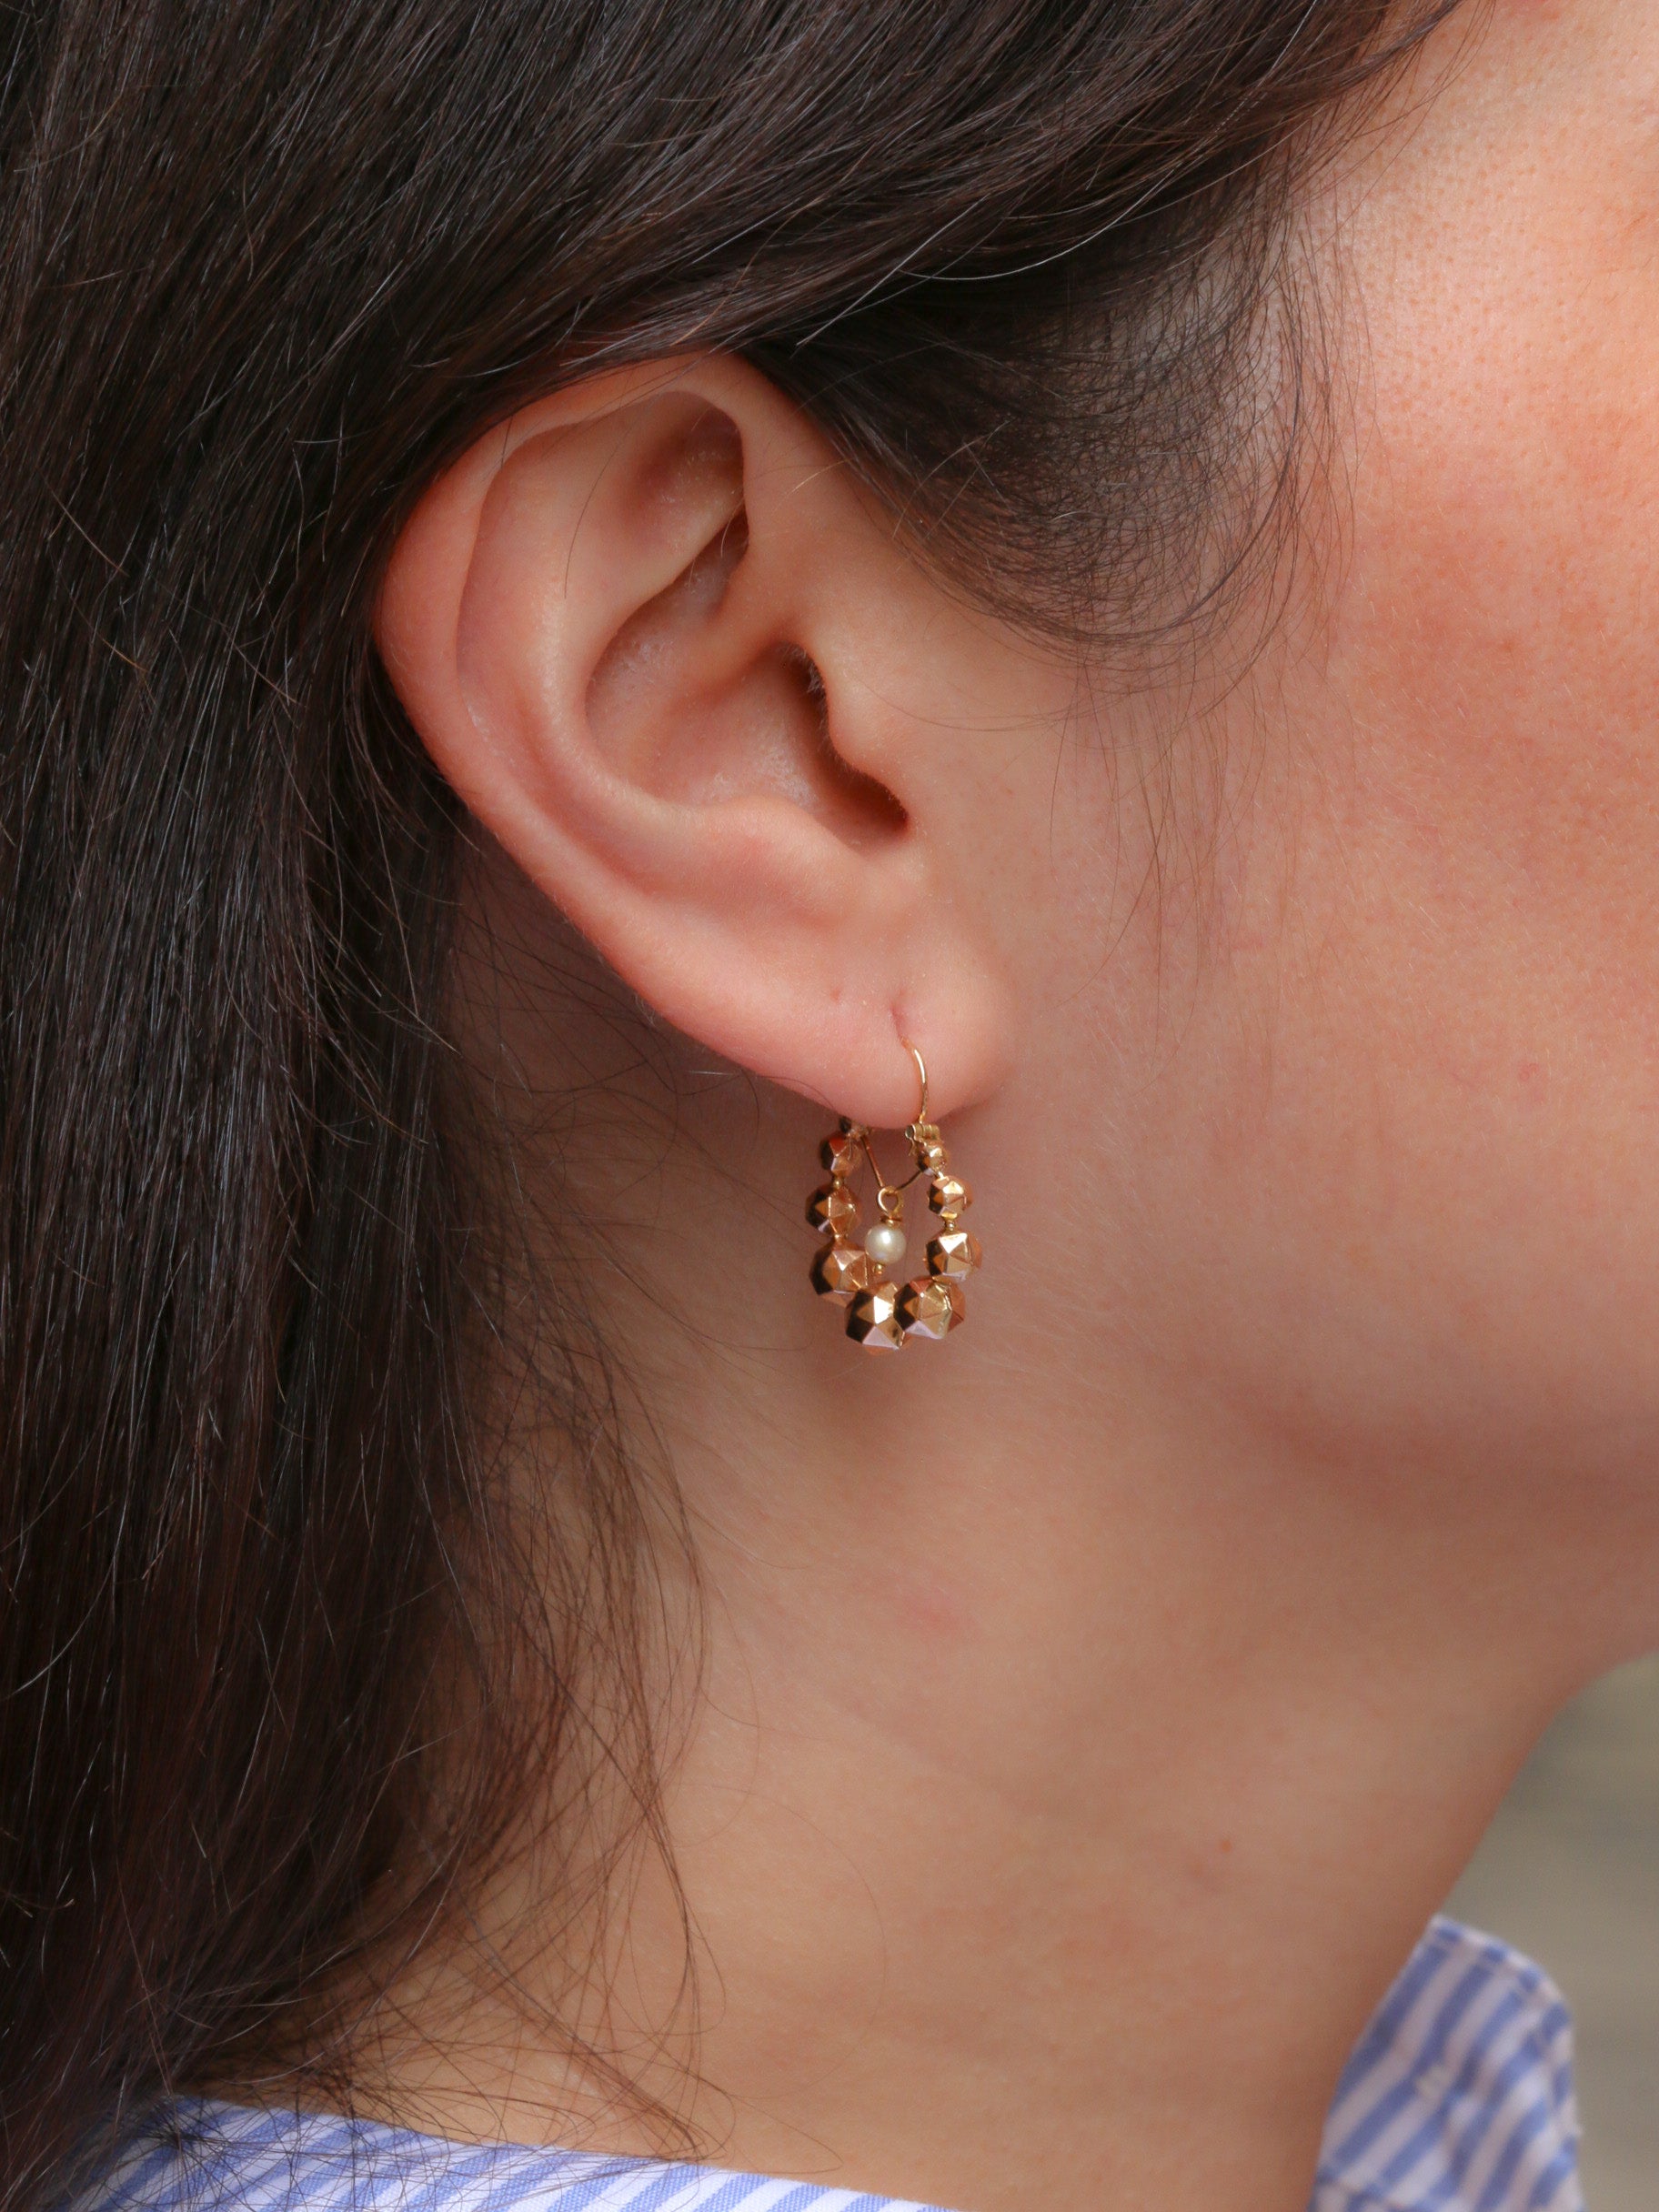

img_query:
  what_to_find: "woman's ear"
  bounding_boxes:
[376,355,1019,1123]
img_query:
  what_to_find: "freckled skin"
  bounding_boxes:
[1010,0,1659,1513]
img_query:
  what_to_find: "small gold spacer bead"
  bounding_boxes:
[820,1129,860,1177]
[929,1172,970,1218]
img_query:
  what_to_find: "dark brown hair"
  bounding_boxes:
[0,3,1456,2205]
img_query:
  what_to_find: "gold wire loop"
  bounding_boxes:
[856,1128,905,1218]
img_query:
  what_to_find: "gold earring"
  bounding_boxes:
[806,1041,981,1352]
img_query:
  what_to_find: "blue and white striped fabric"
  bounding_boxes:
[1312,1919,1581,2212]
[81,1919,1581,2212]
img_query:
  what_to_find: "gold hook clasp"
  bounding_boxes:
[901,1038,929,1130]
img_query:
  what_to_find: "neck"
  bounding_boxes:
[572,1363,1572,2211]
[344,908,1647,2212]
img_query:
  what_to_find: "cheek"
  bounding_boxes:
[1334,307,1659,1095]
[1018,7,1659,1490]
[1106,36,1659,1474]
[1323,0,1659,1056]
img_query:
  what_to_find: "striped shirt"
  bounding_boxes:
[81,1919,1581,2212]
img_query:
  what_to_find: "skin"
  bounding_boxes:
[361,4,1659,2207]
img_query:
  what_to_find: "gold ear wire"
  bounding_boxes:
[906,1040,929,1126]
[805,1041,981,1352]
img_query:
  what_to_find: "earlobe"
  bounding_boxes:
[377,357,1017,1126]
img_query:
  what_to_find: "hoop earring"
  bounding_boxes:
[806,1041,981,1352]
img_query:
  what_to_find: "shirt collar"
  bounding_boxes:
[97,1918,1582,2212]
[1312,1917,1582,2212]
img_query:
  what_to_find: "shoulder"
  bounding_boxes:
[1314,1917,1583,2212]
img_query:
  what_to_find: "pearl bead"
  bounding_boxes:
[864,1221,907,1268]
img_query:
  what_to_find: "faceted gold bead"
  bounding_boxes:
[928,1172,971,1218]
[811,1240,872,1304]
[927,1228,982,1282]
[846,1280,906,1352]
[808,1182,859,1237]
[898,1275,965,1340]
[820,1130,860,1177]
[909,1124,948,1171]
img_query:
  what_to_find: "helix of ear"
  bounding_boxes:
[805,1047,981,1353]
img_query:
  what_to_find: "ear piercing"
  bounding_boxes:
[807,1042,980,1352]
